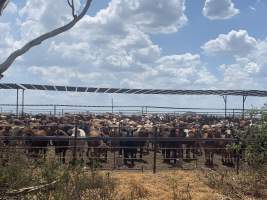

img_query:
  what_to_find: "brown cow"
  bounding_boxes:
[86,123,108,163]
[23,127,49,159]
[202,126,215,166]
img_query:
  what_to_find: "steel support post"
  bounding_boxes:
[242,96,247,119]
[222,95,227,118]
[112,98,114,114]
[16,89,19,118]
[21,89,25,117]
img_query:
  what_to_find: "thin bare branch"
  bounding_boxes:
[67,0,72,7]
[6,180,59,196]
[0,0,9,16]
[0,0,93,78]
[67,0,77,18]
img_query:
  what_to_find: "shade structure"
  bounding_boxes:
[0,83,267,97]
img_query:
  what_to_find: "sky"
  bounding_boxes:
[0,0,267,112]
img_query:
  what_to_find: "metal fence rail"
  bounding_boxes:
[0,136,245,173]
[0,104,263,117]
[0,136,239,142]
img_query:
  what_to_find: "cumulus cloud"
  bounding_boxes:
[219,57,261,89]
[248,39,267,67]
[0,0,264,93]
[119,53,217,89]
[1,0,267,108]
[0,22,21,60]
[203,0,239,20]
[28,66,116,86]
[3,2,18,15]
[0,0,212,91]
[10,0,187,70]
[93,0,188,34]
[201,30,258,56]
[202,29,267,90]
[2,0,258,102]
[154,54,216,86]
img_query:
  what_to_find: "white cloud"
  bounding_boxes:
[203,0,239,20]
[11,0,186,72]
[119,53,217,89]
[249,39,267,67]
[18,0,82,41]
[202,29,267,90]
[28,66,116,86]
[248,6,256,11]
[2,0,267,109]
[3,2,18,15]
[93,0,188,34]
[202,30,258,56]
[0,22,21,60]
[219,57,261,89]
[3,0,201,91]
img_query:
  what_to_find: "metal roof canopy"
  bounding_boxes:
[0,83,267,97]
[0,82,265,119]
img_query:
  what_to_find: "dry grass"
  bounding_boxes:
[199,168,267,200]
[1,150,266,200]
[108,170,223,200]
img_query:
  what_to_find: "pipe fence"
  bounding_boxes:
[0,104,264,118]
[0,135,246,174]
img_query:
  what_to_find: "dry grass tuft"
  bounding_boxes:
[199,168,267,200]
[111,170,221,200]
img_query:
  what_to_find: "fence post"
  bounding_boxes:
[194,142,198,169]
[113,150,116,169]
[232,109,235,119]
[53,105,57,117]
[73,119,78,165]
[153,127,158,174]
[235,138,240,174]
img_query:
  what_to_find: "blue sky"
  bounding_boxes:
[1,0,267,111]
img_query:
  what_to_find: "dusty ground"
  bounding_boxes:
[108,170,224,200]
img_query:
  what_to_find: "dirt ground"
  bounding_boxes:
[108,170,225,200]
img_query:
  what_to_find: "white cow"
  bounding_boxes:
[69,128,87,161]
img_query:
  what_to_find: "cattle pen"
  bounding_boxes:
[0,82,265,174]
[0,133,242,174]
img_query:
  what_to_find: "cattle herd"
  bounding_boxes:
[0,112,255,169]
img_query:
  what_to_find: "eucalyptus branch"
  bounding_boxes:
[67,0,77,19]
[0,0,9,16]
[0,0,93,79]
